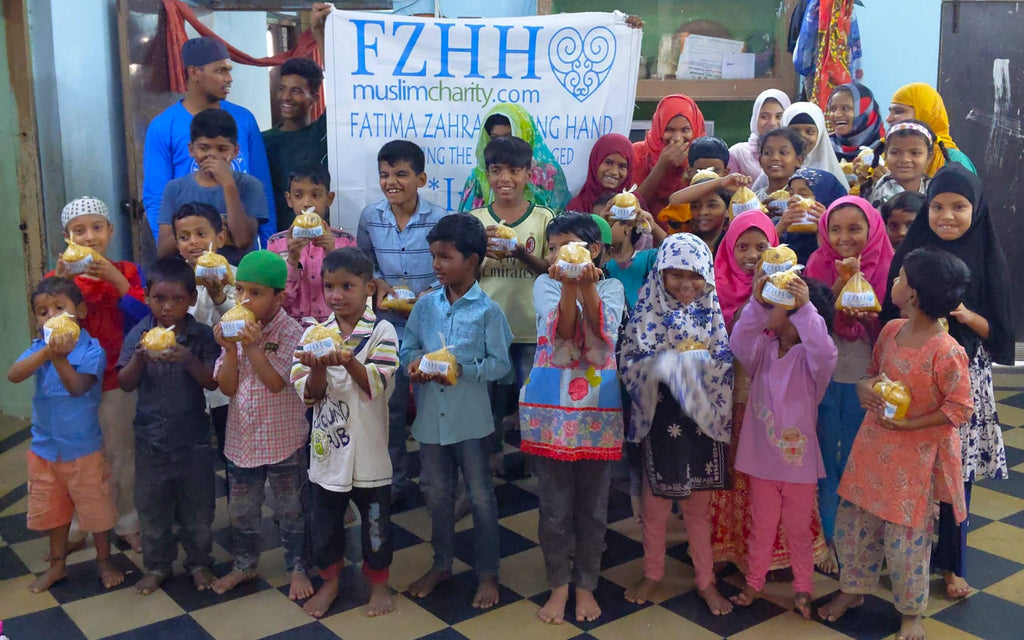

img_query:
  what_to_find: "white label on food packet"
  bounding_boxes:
[419,357,450,375]
[66,254,93,274]
[43,326,54,344]
[841,291,877,309]
[391,288,416,300]
[195,264,227,280]
[490,237,518,252]
[679,348,711,361]
[556,260,585,278]
[221,320,246,338]
[303,338,336,358]
[761,261,794,276]
[292,225,324,238]
[884,402,898,420]
[610,205,637,220]
[763,283,795,306]
[733,201,759,217]
[769,199,789,214]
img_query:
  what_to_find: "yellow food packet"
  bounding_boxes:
[62,241,102,275]
[609,188,640,220]
[220,299,256,343]
[689,169,719,186]
[873,375,911,421]
[43,312,80,345]
[301,321,345,358]
[836,272,881,312]
[556,241,592,278]
[141,325,177,354]
[761,265,804,310]
[730,186,761,217]
[491,221,518,252]
[196,243,233,284]
[419,333,458,385]
[291,207,325,238]
[787,197,819,233]
[758,244,798,276]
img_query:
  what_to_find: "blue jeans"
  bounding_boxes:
[226,447,308,574]
[388,366,412,492]
[817,381,865,543]
[418,436,500,578]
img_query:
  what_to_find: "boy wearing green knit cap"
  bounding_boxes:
[211,250,313,599]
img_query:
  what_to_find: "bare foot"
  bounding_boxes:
[624,577,659,604]
[97,557,125,588]
[794,591,812,619]
[538,584,569,624]
[367,582,394,616]
[303,578,339,618]
[289,571,315,600]
[943,572,971,599]
[816,545,839,574]
[135,572,165,595]
[28,562,68,593]
[630,495,643,523]
[698,584,733,615]
[730,586,759,607]
[211,569,256,595]
[121,532,143,553]
[192,567,216,591]
[47,537,86,560]
[818,591,864,622]
[575,588,602,622]
[407,567,451,598]
[897,614,927,640]
[472,576,499,609]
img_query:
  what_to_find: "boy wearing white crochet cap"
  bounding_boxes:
[48,196,150,553]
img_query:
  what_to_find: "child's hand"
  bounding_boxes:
[294,349,324,369]
[656,139,689,169]
[212,322,233,349]
[577,263,602,287]
[312,232,335,253]
[625,14,644,28]
[374,279,396,308]
[786,276,810,308]
[776,206,806,230]
[835,256,860,281]
[547,263,576,285]
[752,272,769,305]
[197,275,227,305]
[237,320,262,349]
[54,259,70,278]
[85,257,131,295]
[159,343,190,364]
[722,173,752,190]
[47,332,75,359]
[877,416,911,431]
[200,157,235,186]
[949,303,976,325]
[856,375,887,413]
[285,233,309,267]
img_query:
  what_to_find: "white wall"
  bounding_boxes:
[856,0,943,108]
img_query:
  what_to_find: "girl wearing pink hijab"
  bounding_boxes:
[804,195,894,567]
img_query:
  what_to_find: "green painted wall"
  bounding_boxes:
[0,10,35,418]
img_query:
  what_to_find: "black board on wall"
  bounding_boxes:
[938,0,1024,341]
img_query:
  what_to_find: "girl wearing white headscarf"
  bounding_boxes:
[782,102,849,192]
[728,89,792,180]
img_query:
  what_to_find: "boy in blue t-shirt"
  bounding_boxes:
[7,278,124,593]
[156,108,269,265]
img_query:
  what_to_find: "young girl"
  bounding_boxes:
[887,82,977,174]
[715,211,778,328]
[865,120,940,209]
[620,234,734,615]
[729,89,791,180]
[820,247,974,640]
[568,133,637,213]
[804,196,894,568]
[881,191,924,251]
[668,172,751,254]
[519,213,626,625]
[827,82,884,161]
[782,102,849,192]
[606,211,663,311]
[729,275,837,618]
[882,165,1014,600]
[775,168,847,265]
[755,128,805,203]
[634,94,707,217]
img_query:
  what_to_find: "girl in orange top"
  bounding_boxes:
[819,246,973,640]
[633,94,706,218]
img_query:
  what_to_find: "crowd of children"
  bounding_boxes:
[10,29,1016,640]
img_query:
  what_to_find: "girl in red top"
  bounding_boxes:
[50,196,148,551]
[633,94,706,218]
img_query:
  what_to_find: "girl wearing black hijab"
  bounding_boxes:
[881,163,1014,599]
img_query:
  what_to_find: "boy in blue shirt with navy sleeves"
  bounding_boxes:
[400,214,512,611]
[7,277,123,594]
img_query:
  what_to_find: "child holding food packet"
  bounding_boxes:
[518,213,626,625]
[116,258,220,596]
[728,274,837,618]
[212,250,312,600]
[291,248,399,618]
[804,196,894,567]
[619,234,734,616]
[820,247,973,640]
[7,277,124,594]
[49,196,148,554]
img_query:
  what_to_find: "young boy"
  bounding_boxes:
[291,248,399,618]
[685,135,731,181]
[50,196,148,554]
[211,250,312,599]
[117,258,220,595]
[172,202,236,460]
[357,139,447,503]
[881,190,924,251]
[268,165,356,323]
[401,214,513,609]
[157,108,269,263]
[468,136,551,471]
[7,277,124,593]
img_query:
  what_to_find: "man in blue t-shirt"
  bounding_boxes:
[142,37,277,248]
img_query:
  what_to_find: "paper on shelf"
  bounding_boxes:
[721,52,756,79]
[676,34,745,80]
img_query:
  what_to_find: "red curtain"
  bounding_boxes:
[161,0,325,117]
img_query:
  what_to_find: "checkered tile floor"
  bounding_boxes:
[3,382,1024,639]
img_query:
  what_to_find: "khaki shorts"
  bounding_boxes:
[27,450,117,533]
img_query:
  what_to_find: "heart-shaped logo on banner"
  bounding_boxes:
[547,26,617,103]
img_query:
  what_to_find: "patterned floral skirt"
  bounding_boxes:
[962,347,1007,482]
[642,384,728,499]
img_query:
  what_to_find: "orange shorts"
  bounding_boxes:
[26,450,118,533]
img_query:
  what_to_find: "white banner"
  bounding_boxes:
[324,10,641,228]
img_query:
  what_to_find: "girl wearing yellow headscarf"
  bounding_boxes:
[886,83,977,175]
